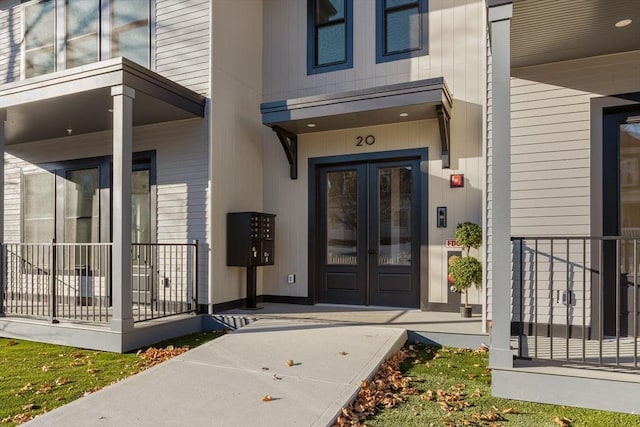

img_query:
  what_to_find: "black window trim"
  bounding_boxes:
[376,0,429,64]
[307,0,353,75]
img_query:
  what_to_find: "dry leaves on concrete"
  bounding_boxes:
[333,349,417,427]
[136,345,190,368]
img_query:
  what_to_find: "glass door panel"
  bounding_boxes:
[377,166,413,266]
[63,168,99,244]
[326,170,358,265]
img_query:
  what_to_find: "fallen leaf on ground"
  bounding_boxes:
[502,407,517,414]
[55,377,70,386]
[21,403,36,411]
[262,395,273,402]
[338,351,348,356]
[137,345,190,368]
[272,374,282,380]
[286,359,295,367]
[552,416,573,426]
[261,367,269,371]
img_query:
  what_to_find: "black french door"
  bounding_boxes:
[603,107,640,336]
[317,158,421,308]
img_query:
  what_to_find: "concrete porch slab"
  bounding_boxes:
[25,318,407,427]
[217,303,488,348]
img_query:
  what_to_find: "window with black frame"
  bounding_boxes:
[308,0,353,74]
[376,0,428,63]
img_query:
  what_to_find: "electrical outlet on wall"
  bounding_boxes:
[287,274,296,284]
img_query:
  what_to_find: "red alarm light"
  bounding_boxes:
[450,174,464,188]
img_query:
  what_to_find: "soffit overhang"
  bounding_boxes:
[0,57,206,145]
[507,0,640,68]
[260,77,452,134]
[260,77,453,179]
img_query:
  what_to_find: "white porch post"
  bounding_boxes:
[488,2,513,369]
[0,110,5,317]
[110,86,135,333]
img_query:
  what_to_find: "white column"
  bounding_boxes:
[110,86,135,332]
[488,2,513,369]
[0,110,5,317]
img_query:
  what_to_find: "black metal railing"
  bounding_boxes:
[2,242,112,323]
[131,242,198,322]
[512,236,639,371]
[0,241,198,325]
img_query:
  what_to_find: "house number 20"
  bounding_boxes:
[356,135,376,146]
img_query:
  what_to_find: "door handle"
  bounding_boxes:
[368,249,378,255]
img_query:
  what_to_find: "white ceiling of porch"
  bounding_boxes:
[512,0,640,68]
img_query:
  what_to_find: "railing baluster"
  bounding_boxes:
[599,239,604,365]
[582,238,586,364]
[635,239,638,369]
[616,239,621,366]
[566,239,570,362]
[534,239,538,359]
[550,239,554,360]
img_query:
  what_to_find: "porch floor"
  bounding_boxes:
[217,303,487,348]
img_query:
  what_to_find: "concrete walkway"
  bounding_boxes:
[26,319,407,427]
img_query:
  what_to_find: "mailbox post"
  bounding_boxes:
[227,212,276,309]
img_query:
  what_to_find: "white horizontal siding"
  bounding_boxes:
[0,0,21,84]
[155,0,210,96]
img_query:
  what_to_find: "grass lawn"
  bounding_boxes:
[365,344,640,427]
[0,332,223,426]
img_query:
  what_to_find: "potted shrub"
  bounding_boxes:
[449,222,482,317]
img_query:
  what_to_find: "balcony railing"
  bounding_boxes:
[512,236,639,372]
[0,241,197,325]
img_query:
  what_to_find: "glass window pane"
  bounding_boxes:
[23,172,55,243]
[112,0,149,28]
[316,0,345,24]
[25,47,55,77]
[25,0,55,49]
[327,171,358,265]
[386,7,421,53]
[317,23,346,65]
[132,170,150,244]
[386,0,418,8]
[111,0,150,67]
[66,0,99,39]
[64,168,99,243]
[24,173,54,219]
[620,123,640,235]
[378,166,412,266]
[66,35,99,68]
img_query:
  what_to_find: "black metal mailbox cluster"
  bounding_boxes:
[227,212,276,309]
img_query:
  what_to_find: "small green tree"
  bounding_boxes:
[450,222,483,308]
[455,222,482,257]
[449,256,482,307]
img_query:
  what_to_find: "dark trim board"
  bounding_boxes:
[212,295,311,313]
[261,295,312,305]
[511,321,591,340]
[425,302,481,313]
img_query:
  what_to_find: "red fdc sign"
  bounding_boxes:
[445,239,462,249]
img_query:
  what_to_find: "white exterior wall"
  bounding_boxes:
[485,50,640,324]
[261,0,486,307]
[3,118,210,302]
[209,0,264,306]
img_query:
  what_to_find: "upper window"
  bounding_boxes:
[376,0,428,63]
[23,0,151,79]
[307,0,353,75]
